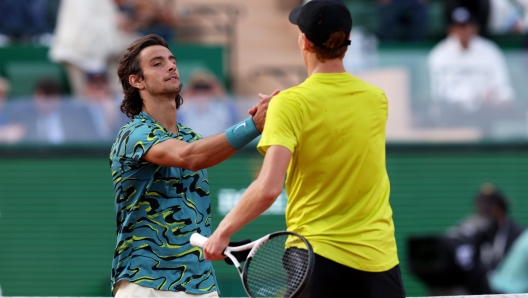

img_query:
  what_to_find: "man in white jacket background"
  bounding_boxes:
[427,6,519,137]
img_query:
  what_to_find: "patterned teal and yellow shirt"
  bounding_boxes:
[109,112,217,294]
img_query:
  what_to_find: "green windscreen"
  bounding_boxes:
[0,144,527,297]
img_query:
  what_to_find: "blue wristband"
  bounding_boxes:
[225,117,261,150]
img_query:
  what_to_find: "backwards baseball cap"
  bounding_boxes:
[289,0,352,48]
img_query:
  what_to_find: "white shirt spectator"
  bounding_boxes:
[428,35,514,112]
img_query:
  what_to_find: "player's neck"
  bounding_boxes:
[306,57,346,77]
[142,96,178,134]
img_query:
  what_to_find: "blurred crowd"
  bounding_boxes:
[0,0,527,145]
[0,0,241,145]
[0,69,240,144]
[348,0,528,140]
[376,0,528,42]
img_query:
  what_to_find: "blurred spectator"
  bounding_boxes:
[428,7,515,135]
[447,183,524,294]
[471,183,524,271]
[343,28,379,74]
[178,69,239,137]
[82,73,128,140]
[446,0,491,36]
[489,229,528,294]
[49,0,138,97]
[377,0,429,42]
[0,0,57,45]
[12,78,99,144]
[488,0,528,34]
[0,77,25,143]
[114,0,178,42]
[408,183,524,296]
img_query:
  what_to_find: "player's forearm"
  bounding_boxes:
[215,180,278,238]
[183,133,237,171]
[215,146,290,236]
[182,117,260,170]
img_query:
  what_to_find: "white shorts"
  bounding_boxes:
[115,281,220,298]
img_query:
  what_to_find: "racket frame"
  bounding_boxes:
[240,231,314,298]
[190,231,314,298]
[225,234,270,273]
[190,233,265,274]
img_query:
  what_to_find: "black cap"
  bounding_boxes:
[289,0,352,48]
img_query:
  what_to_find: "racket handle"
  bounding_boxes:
[190,233,208,247]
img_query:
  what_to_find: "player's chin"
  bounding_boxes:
[162,82,182,94]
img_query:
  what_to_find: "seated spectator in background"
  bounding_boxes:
[0,77,25,143]
[82,73,128,140]
[446,183,524,294]
[50,0,138,97]
[428,7,516,136]
[114,0,178,42]
[472,184,524,271]
[488,0,528,34]
[408,183,524,295]
[0,0,55,45]
[377,0,429,42]
[446,0,491,36]
[490,229,528,294]
[178,69,239,138]
[12,78,99,144]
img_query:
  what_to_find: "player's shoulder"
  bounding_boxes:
[354,75,384,91]
[349,75,387,100]
[275,75,331,101]
[117,115,171,143]
[271,85,307,107]
[121,116,158,134]
[177,123,203,141]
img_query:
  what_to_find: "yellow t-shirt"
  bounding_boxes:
[257,72,398,272]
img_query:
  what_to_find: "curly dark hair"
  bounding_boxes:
[117,34,184,119]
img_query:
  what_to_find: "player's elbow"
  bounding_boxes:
[174,148,204,171]
[257,181,283,205]
[182,157,204,172]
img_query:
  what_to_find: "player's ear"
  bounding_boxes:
[129,74,145,90]
[302,33,312,51]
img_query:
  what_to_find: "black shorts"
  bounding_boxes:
[297,253,406,298]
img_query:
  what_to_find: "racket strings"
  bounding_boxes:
[245,235,311,298]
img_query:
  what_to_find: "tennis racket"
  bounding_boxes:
[191,231,314,298]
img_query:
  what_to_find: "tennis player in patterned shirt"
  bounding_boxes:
[203,1,406,297]
[109,34,278,297]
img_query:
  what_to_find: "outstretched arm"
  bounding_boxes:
[143,132,239,171]
[202,145,292,260]
[143,90,280,171]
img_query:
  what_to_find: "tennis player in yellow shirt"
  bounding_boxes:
[204,0,405,296]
